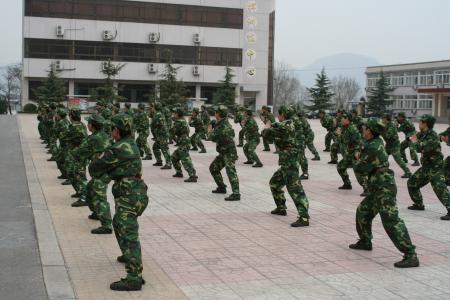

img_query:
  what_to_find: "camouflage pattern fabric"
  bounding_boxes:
[189,114,206,151]
[134,110,152,159]
[382,121,412,176]
[399,118,419,163]
[261,111,276,150]
[320,114,335,151]
[292,115,308,175]
[90,136,149,284]
[201,108,210,139]
[234,109,245,145]
[54,117,71,177]
[243,117,262,164]
[353,136,416,255]
[407,129,450,210]
[301,115,320,159]
[439,127,450,185]
[209,118,240,194]
[151,110,171,166]
[171,118,196,177]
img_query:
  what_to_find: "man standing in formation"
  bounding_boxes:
[234,106,246,147]
[397,112,420,167]
[150,102,172,169]
[319,109,335,153]
[189,108,207,153]
[242,108,263,168]
[260,105,276,152]
[134,103,153,161]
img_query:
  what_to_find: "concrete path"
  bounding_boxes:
[0,116,47,300]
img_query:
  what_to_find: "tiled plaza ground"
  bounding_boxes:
[19,114,450,299]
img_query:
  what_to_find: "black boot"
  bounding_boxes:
[153,161,163,167]
[349,240,372,251]
[71,199,88,207]
[394,254,420,268]
[440,212,450,221]
[91,226,112,234]
[184,176,198,183]
[311,156,320,161]
[271,208,287,216]
[88,213,99,220]
[71,193,81,198]
[252,162,263,168]
[243,161,254,165]
[291,217,309,227]
[328,160,338,164]
[212,186,227,194]
[110,278,142,291]
[199,149,207,153]
[225,193,241,201]
[412,161,420,167]
[172,173,183,178]
[300,174,309,180]
[408,204,425,211]
[338,184,352,190]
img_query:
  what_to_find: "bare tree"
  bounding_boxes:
[331,76,360,110]
[0,64,22,115]
[273,61,304,112]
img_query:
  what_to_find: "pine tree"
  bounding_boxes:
[158,50,187,107]
[91,60,125,105]
[34,63,67,104]
[306,68,334,111]
[213,66,236,106]
[367,72,394,116]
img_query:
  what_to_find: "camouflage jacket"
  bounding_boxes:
[150,111,169,139]
[211,118,237,155]
[415,129,444,167]
[134,111,150,133]
[89,136,142,180]
[266,120,298,168]
[340,124,362,158]
[172,118,191,147]
[201,110,210,126]
[76,131,112,177]
[354,137,391,182]
[261,111,275,125]
[61,121,87,150]
[54,118,71,149]
[398,119,416,138]
[234,111,245,126]
[320,114,334,132]
[243,117,260,141]
[352,116,364,131]
[292,115,305,148]
[439,127,450,147]
[382,121,401,150]
[162,107,172,127]
[189,115,205,134]
[300,116,314,139]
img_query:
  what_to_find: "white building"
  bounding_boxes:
[22,0,275,110]
[366,60,450,122]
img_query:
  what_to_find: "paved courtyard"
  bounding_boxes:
[18,114,450,299]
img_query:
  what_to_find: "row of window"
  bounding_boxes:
[367,70,450,87]
[389,95,433,109]
[25,0,243,29]
[24,38,243,67]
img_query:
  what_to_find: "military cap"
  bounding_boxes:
[172,107,185,117]
[69,107,81,119]
[382,113,392,121]
[397,112,406,118]
[245,108,253,116]
[101,108,112,119]
[419,114,436,129]
[114,102,121,109]
[49,102,57,109]
[125,103,132,109]
[341,112,351,119]
[238,106,246,112]
[137,103,146,110]
[262,105,268,110]
[192,108,200,113]
[278,105,294,119]
[57,108,68,118]
[86,114,105,127]
[111,113,133,135]
[215,105,228,117]
[365,118,385,134]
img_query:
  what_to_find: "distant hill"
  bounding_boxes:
[294,53,381,91]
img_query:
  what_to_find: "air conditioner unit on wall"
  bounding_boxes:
[102,30,115,41]
[101,61,109,71]
[148,63,158,74]
[54,61,63,71]
[193,65,200,76]
[193,33,201,45]
[149,32,160,43]
[56,25,64,38]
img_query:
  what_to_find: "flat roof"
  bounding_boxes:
[367,59,450,69]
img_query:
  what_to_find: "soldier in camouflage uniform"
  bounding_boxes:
[439,117,450,185]
[45,103,57,153]
[161,105,174,144]
[242,109,263,168]
[209,106,241,201]
[329,110,344,164]
[266,106,310,227]
[336,113,368,195]
[200,105,210,140]
[260,106,276,152]
[319,110,334,152]
[189,108,207,153]
[134,103,152,160]
[53,108,71,180]
[101,108,113,137]
[299,111,320,161]
[350,109,364,132]
[397,112,420,166]
[37,103,47,141]
[382,114,412,179]
[407,115,450,220]
[292,108,309,180]
[73,114,113,234]
[171,107,198,182]
[150,103,172,169]
[350,118,419,268]
[234,106,246,147]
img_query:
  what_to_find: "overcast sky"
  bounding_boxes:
[1,0,450,68]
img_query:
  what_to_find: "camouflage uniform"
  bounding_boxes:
[171,109,197,179]
[352,118,417,265]
[398,113,420,165]
[243,110,263,167]
[337,114,368,192]
[330,113,343,163]
[382,117,412,177]
[200,106,210,139]
[162,106,174,144]
[74,115,113,229]
[439,124,450,185]
[151,104,172,167]
[266,107,310,227]
[300,114,320,160]
[292,114,309,177]
[407,115,450,217]
[90,114,149,290]
[210,107,240,199]
[54,109,71,178]
[234,107,245,146]
[134,105,152,160]
[260,107,276,151]
[319,111,334,152]
[189,109,206,152]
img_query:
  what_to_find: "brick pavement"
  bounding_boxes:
[19,114,450,299]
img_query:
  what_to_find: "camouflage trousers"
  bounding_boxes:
[324,131,334,151]
[210,153,240,194]
[55,147,68,177]
[190,132,205,151]
[112,178,149,282]
[444,156,450,185]
[243,138,262,164]
[298,146,308,175]
[171,146,196,177]
[305,135,320,158]
[407,165,450,210]
[270,165,310,219]
[337,156,368,190]
[38,122,45,139]
[356,170,416,255]
[238,129,245,145]
[261,128,273,151]
[400,139,419,163]
[136,131,152,158]
[66,152,87,195]
[386,145,412,176]
[87,176,112,228]
[330,141,340,162]
[153,138,171,166]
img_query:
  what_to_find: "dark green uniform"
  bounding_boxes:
[200,107,210,139]
[301,115,320,160]
[189,111,206,152]
[261,109,276,151]
[382,120,412,177]
[134,109,152,160]
[54,110,71,178]
[292,114,308,177]
[398,116,419,165]
[320,113,334,152]
[171,117,197,179]
[330,114,343,163]
[439,126,450,185]
[243,113,263,167]
[234,108,245,146]
[151,108,171,167]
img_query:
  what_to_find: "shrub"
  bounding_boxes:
[23,103,38,113]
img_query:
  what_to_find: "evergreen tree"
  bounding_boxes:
[91,59,125,104]
[34,63,67,104]
[306,68,334,111]
[367,72,394,116]
[213,66,236,106]
[158,50,187,107]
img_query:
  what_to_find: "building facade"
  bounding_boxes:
[22,0,275,110]
[366,60,450,121]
